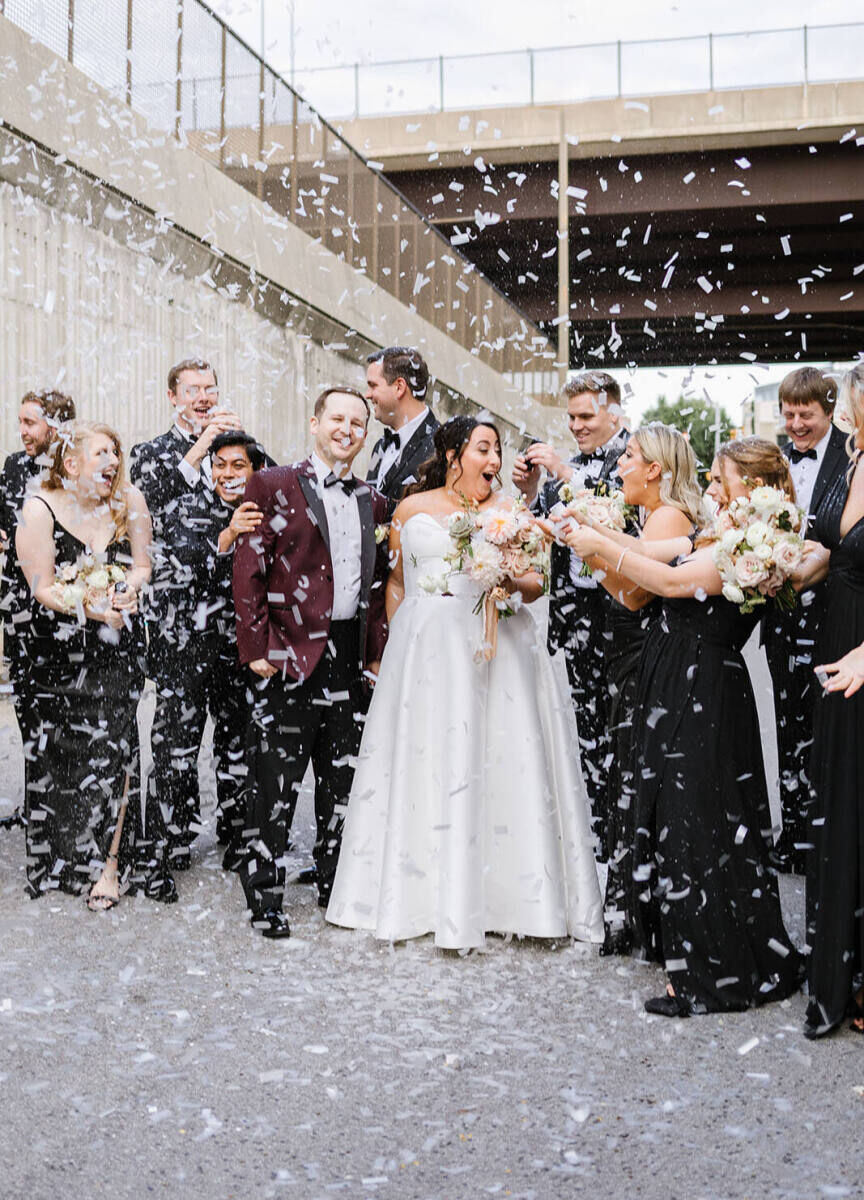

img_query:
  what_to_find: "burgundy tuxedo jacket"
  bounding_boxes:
[233,459,390,681]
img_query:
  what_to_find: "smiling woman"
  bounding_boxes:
[15,421,176,910]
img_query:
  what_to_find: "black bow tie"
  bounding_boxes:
[789,447,817,464]
[381,428,400,452]
[574,450,606,467]
[323,472,358,493]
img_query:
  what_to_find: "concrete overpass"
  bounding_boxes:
[330,82,864,367]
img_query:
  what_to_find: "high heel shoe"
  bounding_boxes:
[644,986,691,1018]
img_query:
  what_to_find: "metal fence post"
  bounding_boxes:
[529,49,535,105]
[67,0,74,62]
[803,25,808,84]
[354,62,360,118]
[616,41,622,96]
[438,55,444,111]
[125,0,132,105]
[258,59,265,199]
[219,23,226,168]
[708,32,714,90]
[175,0,183,140]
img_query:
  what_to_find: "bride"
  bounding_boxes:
[326,414,603,949]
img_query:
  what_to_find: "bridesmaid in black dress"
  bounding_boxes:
[559,437,805,1016]
[803,366,864,1038]
[573,424,704,956]
[16,421,175,908]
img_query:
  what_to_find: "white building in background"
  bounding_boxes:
[742,381,784,443]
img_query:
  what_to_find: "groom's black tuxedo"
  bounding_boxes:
[762,421,849,878]
[366,409,440,507]
[536,429,628,853]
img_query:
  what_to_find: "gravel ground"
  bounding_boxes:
[0,666,862,1200]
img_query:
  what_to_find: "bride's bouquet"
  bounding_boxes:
[711,486,805,614]
[423,501,548,660]
[50,554,127,621]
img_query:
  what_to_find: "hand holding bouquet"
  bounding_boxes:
[554,481,634,575]
[711,486,805,614]
[50,554,130,625]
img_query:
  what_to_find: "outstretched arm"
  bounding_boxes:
[559,522,721,599]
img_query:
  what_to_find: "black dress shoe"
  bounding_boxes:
[644,992,691,1018]
[295,867,318,885]
[251,909,291,939]
[221,843,244,873]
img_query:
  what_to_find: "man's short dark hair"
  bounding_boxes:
[563,371,621,408]
[210,430,266,471]
[778,367,836,415]
[314,386,370,423]
[366,346,429,401]
[21,390,76,424]
[168,358,218,393]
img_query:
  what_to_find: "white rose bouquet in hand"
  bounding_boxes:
[424,500,548,660]
[556,481,634,575]
[50,553,127,623]
[710,486,805,614]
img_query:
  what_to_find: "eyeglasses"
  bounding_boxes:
[180,385,219,400]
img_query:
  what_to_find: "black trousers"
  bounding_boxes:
[150,633,253,859]
[240,619,368,915]
[560,588,610,857]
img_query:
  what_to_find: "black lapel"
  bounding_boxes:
[379,412,436,496]
[366,436,385,484]
[297,465,331,553]
[809,425,850,518]
[357,486,375,601]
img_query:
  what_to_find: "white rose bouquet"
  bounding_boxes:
[710,486,805,614]
[557,480,634,575]
[423,500,548,660]
[50,554,127,621]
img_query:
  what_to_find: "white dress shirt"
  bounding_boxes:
[311,453,362,620]
[375,407,428,489]
[789,427,831,518]
[175,422,213,488]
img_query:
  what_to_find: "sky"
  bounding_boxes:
[208,0,863,423]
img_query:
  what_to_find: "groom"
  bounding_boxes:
[233,386,390,938]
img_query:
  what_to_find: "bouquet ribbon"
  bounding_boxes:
[482,586,509,661]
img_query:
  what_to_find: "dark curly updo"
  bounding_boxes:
[406,414,502,495]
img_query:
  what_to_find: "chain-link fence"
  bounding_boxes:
[1,0,557,398]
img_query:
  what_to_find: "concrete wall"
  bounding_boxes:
[0,14,561,469]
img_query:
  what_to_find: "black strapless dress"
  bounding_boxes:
[805,462,864,1034]
[24,504,175,901]
[631,592,804,1012]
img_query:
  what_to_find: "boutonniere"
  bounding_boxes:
[374,523,390,545]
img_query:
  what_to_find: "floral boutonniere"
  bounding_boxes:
[374,523,390,545]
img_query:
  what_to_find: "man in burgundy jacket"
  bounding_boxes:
[233,386,390,938]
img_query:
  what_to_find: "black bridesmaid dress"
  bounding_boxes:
[805,461,864,1036]
[24,499,175,902]
[631,591,804,1012]
[599,596,660,956]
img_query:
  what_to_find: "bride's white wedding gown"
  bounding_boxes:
[326,512,603,949]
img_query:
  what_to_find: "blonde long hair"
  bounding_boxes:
[838,364,864,464]
[44,421,130,540]
[631,422,707,527]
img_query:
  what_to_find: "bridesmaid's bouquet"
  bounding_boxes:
[51,554,127,620]
[557,480,634,575]
[711,487,805,614]
[423,501,547,660]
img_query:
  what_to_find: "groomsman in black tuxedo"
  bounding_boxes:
[147,432,266,870]
[365,346,439,507]
[763,367,848,877]
[0,389,76,749]
[130,358,244,536]
[512,371,628,857]
[233,387,390,938]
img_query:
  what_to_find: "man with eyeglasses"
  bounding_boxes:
[130,358,243,535]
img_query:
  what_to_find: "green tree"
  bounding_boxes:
[640,394,734,468]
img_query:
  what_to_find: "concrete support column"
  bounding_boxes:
[557,109,569,386]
